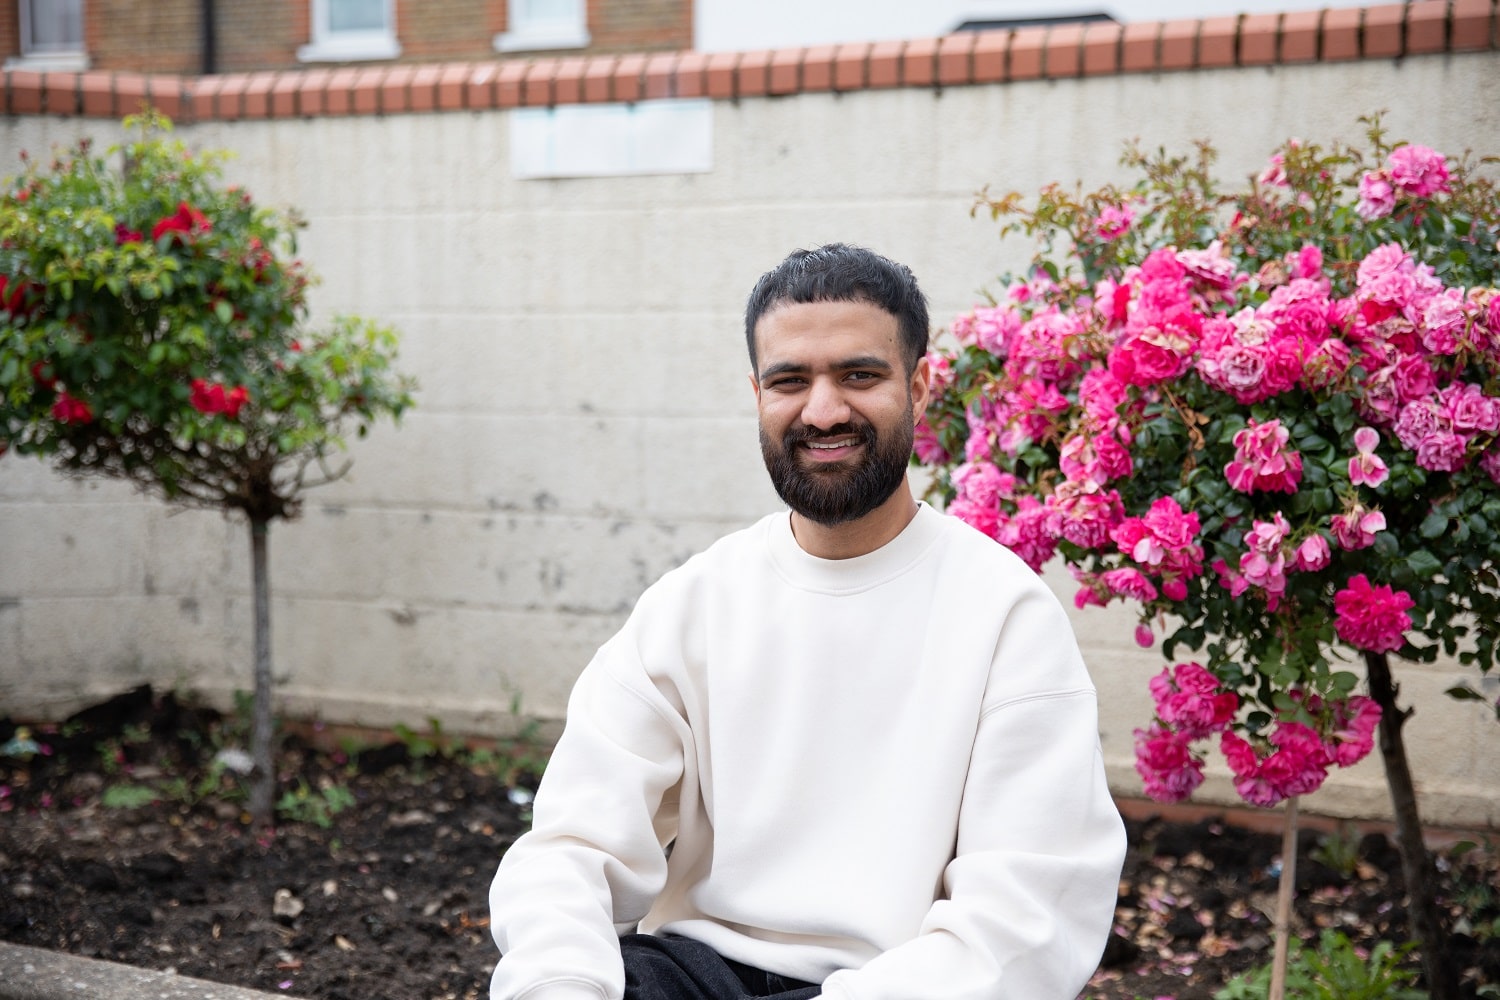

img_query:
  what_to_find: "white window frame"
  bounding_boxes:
[494,0,589,53]
[7,0,89,72]
[297,0,401,63]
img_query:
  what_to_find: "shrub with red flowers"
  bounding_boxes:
[0,113,415,822]
[917,116,1498,997]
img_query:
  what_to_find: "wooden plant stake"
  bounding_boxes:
[1269,795,1299,1000]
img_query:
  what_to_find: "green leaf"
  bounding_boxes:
[1445,684,1486,701]
[1407,549,1443,577]
[102,784,159,809]
[1420,511,1448,539]
[214,299,234,325]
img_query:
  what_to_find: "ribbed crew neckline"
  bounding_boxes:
[763,501,944,595]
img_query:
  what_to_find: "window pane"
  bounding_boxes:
[516,0,579,27]
[23,0,84,51]
[327,0,387,33]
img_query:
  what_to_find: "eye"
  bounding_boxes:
[844,371,880,384]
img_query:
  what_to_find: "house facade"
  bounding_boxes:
[0,0,692,75]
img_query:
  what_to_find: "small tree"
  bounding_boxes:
[916,116,1498,999]
[0,114,415,824]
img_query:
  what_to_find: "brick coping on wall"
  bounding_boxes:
[0,1,1495,122]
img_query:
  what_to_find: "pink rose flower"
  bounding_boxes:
[1420,287,1467,354]
[1334,574,1415,653]
[1330,504,1386,551]
[994,495,1056,573]
[1177,240,1240,289]
[1094,203,1134,241]
[948,496,999,540]
[1301,337,1352,391]
[1293,533,1331,572]
[1325,696,1381,767]
[1290,244,1323,281]
[1221,726,1330,807]
[1225,418,1303,494]
[1102,567,1159,602]
[913,419,949,465]
[953,461,1009,509]
[1480,446,1500,485]
[1415,430,1469,472]
[1347,426,1389,488]
[1441,382,1500,434]
[1108,325,1195,387]
[1356,171,1395,220]
[1393,397,1444,452]
[1134,723,1205,802]
[1238,514,1291,607]
[1059,425,1132,485]
[1387,144,1451,198]
[1044,479,1123,549]
[966,304,1021,355]
[1149,662,1238,739]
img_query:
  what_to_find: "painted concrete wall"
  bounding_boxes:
[2,50,1499,827]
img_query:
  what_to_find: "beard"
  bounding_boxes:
[760,409,915,526]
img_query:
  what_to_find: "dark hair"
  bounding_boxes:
[744,243,929,375]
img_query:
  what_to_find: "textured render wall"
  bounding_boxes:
[2,49,1499,826]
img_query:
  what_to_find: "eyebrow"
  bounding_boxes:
[758,355,895,381]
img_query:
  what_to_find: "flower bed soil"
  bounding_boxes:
[2,687,1496,999]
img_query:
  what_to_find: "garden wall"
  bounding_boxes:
[2,3,1499,827]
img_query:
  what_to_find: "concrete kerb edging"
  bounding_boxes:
[0,942,308,1000]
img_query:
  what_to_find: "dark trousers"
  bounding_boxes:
[621,934,821,1000]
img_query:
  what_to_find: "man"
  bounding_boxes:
[489,244,1126,1000]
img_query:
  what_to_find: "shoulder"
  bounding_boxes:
[628,513,777,613]
[925,505,1050,591]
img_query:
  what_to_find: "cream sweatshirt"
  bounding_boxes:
[489,503,1126,1000]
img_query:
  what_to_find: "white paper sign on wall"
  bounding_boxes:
[510,99,714,179]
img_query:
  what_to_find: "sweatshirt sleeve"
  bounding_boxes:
[818,587,1127,1000]
[488,628,690,1000]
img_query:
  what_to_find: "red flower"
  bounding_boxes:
[0,274,33,315]
[190,378,249,419]
[244,237,273,282]
[30,361,57,389]
[224,385,248,419]
[152,202,212,244]
[50,391,93,425]
[190,378,225,414]
[114,223,144,244]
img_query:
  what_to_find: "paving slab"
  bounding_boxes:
[0,943,304,1000]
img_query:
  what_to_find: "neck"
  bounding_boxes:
[789,481,919,560]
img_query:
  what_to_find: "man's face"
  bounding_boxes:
[751,299,930,526]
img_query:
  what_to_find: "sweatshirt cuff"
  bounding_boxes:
[515,984,610,1000]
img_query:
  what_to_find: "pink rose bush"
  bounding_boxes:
[918,120,1500,808]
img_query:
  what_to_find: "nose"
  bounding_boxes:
[801,377,851,431]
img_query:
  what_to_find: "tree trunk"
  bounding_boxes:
[1363,650,1458,1000]
[1268,796,1298,1000]
[248,517,276,825]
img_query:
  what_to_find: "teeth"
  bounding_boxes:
[807,440,853,450]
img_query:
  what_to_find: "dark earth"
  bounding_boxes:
[2,687,1497,999]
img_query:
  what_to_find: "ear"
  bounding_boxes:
[909,355,931,418]
[749,369,761,404]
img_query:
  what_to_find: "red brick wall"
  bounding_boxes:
[88,0,205,74]
[587,0,691,53]
[215,0,305,74]
[0,4,18,62]
[398,0,504,62]
[0,0,692,74]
